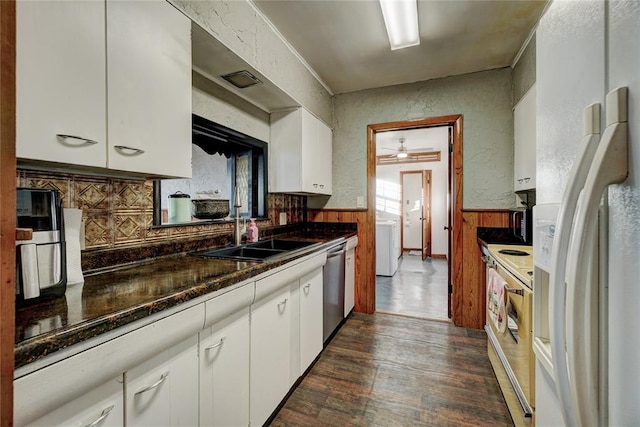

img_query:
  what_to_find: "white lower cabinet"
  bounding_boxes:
[199,307,250,427]
[344,237,358,317]
[299,268,323,375]
[26,377,123,427]
[250,286,292,426]
[124,334,199,427]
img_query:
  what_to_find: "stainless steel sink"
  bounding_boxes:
[192,239,318,261]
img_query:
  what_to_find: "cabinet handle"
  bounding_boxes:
[134,372,169,397]
[524,177,531,183]
[320,184,324,189]
[277,298,288,308]
[482,255,496,269]
[56,134,99,146]
[205,337,226,351]
[84,405,114,427]
[518,178,524,183]
[114,145,145,155]
[303,283,311,293]
[505,287,524,296]
[313,183,318,188]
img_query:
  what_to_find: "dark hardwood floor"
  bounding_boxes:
[271,313,513,426]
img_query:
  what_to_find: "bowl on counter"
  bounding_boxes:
[192,199,230,219]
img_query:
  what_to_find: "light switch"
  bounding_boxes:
[356,196,364,208]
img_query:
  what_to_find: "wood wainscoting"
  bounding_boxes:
[308,209,374,314]
[310,207,510,329]
[461,209,510,328]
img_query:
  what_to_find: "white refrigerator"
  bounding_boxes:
[532,1,639,426]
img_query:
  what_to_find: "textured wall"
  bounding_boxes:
[174,0,332,124]
[513,35,536,106]
[330,68,515,209]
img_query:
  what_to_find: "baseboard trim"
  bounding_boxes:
[431,254,447,259]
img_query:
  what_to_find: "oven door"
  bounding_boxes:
[485,256,534,417]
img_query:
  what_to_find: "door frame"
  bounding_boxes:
[1,1,16,424]
[368,115,463,324]
[398,170,432,259]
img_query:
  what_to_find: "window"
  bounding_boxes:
[153,114,268,226]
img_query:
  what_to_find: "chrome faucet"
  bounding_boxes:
[234,187,243,246]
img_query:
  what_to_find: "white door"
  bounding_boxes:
[299,269,323,375]
[106,0,192,178]
[402,173,423,251]
[250,287,291,426]
[26,377,123,427]
[199,308,250,427]
[125,334,198,426]
[16,0,107,167]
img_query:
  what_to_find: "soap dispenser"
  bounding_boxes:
[247,218,259,242]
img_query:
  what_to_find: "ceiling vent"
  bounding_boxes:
[221,70,262,89]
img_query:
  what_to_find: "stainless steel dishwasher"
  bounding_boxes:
[323,242,346,343]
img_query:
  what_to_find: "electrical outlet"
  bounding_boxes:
[279,212,287,225]
[356,196,364,208]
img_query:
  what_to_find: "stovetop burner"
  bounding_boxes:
[498,249,530,256]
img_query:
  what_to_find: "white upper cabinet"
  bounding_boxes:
[514,84,537,191]
[270,107,333,195]
[106,0,192,178]
[16,0,192,179]
[16,1,107,167]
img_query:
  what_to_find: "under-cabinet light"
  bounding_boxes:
[379,0,420,50]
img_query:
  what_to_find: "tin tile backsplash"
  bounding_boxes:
[17,170,307,249]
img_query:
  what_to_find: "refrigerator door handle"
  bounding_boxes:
[565,87,628,427]
[549,103,602,427]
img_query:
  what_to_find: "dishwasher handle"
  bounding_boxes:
[326,244,346,258]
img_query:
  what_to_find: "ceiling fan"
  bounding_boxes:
[380,138,432,158]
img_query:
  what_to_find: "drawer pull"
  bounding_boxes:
[84,405,114,427]
[506,287,524,296]
[278,298,288,308]
[114,145,145,155]
[56,134,98,146]
[205,337,226,351]
[135,372,169,397]
[303,283,311,293]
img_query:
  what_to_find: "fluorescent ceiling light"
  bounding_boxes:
[379,0,420,50]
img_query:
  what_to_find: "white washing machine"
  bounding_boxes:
[376,220,398,276]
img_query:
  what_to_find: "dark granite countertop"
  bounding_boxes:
[15,225,356,371]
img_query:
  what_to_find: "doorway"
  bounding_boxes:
[400,170,432,259]
[374,127,450,320]
[368,115,463,322]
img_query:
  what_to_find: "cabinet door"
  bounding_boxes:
[300,108,317,193]
[200,308,250,427]
[316,120,333,195]
[344,248,355,317]
[26,377,123,427]
[514,85,537,191]
[125,334,198,426]
[16,0,107,167]
[250,287,291,426]
[299,268,324,375]
[106,0,192,178]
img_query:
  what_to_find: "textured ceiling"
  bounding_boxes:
[252,0,547,94]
